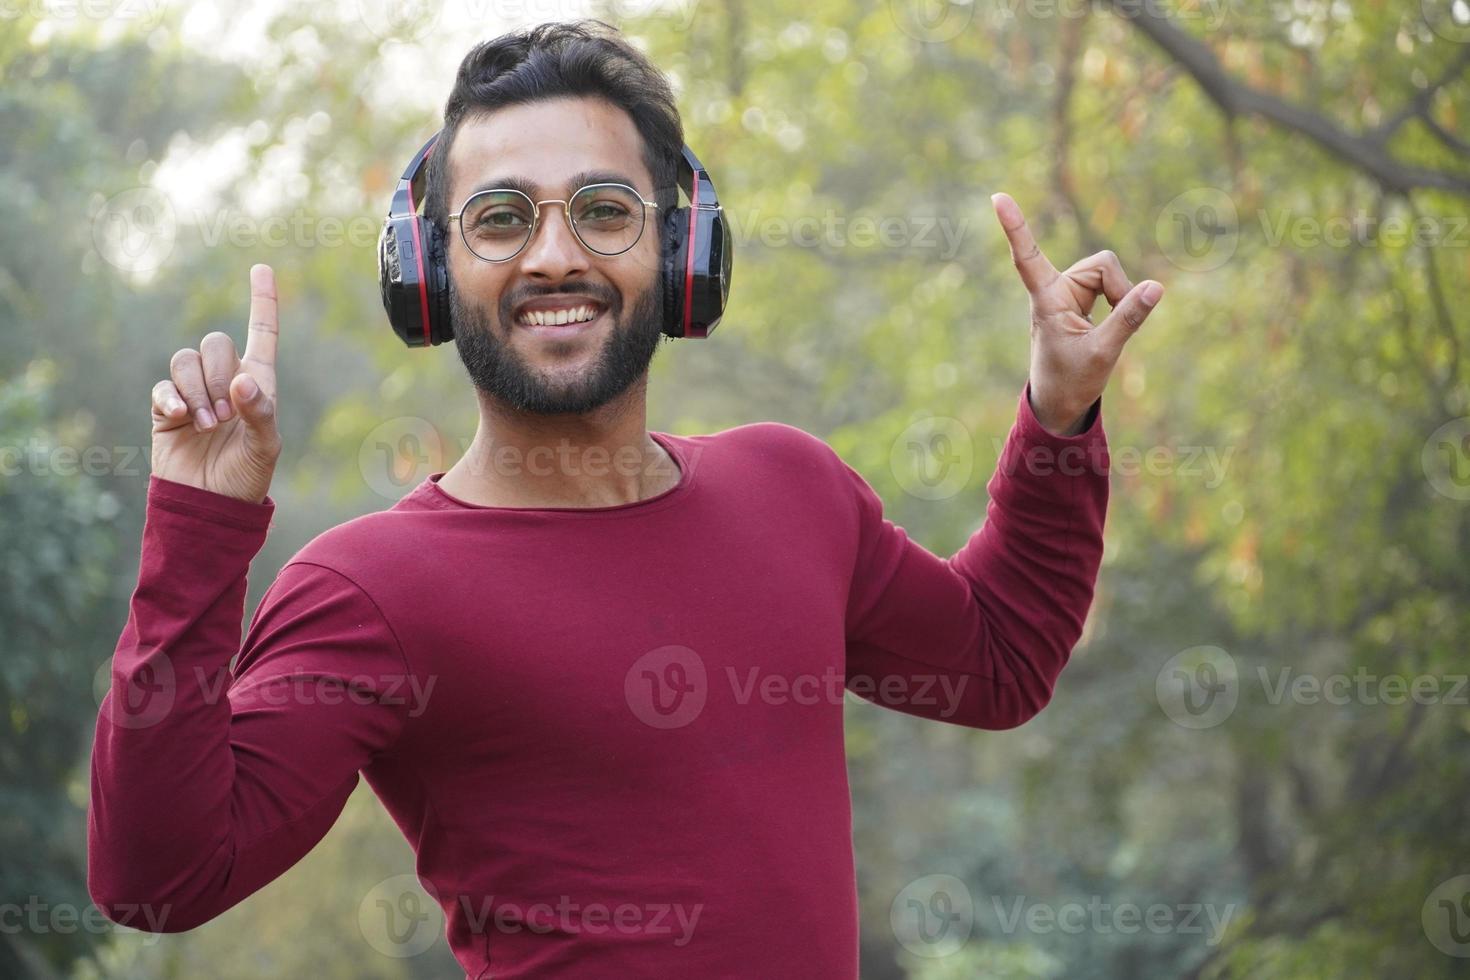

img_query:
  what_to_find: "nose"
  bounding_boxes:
[517,203,590,281]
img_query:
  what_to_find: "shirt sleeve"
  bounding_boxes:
[87,476,413,933]
[842,380,1108,730]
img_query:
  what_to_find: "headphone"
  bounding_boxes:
[376,130,732,347]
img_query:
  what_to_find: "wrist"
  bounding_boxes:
[1026,386,1092,436]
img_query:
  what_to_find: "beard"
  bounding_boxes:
[448,271,667,416]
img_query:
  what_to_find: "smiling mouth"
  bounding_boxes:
[514,301,606,328]
[517,301,608,339]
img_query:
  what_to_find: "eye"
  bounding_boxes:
[578,201,630,224]
[477,208,530,229]
[464,192,533,234]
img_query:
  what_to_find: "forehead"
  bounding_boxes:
[446,96,652,199]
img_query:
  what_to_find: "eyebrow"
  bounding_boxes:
[461,170,646,202]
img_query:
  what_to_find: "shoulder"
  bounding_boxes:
[276,506,427,596]
[684,420,844,474]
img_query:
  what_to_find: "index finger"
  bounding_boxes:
[991,192,1060,295]
[242,263,278,370]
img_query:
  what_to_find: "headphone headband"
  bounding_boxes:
[377,129,732,347]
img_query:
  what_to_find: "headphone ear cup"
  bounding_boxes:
[378,213,427,347]
[424,220,452,344]
[660,205,690,338]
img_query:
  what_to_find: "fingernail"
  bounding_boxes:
[1141,282,1163,306]
[196,408,216,430]
[166,398,185,414]
[214,398,232,421]
[237,375,258,399]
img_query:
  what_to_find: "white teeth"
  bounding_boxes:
[519,305,599,326]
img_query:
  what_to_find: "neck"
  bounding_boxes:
[439,377,680,509]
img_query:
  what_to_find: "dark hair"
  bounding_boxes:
[424,20,684,234]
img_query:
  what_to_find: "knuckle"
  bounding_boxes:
[169,348,198,370]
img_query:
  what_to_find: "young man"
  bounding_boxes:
[88,20,1163,977]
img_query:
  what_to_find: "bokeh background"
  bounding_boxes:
[4,0,1469,977]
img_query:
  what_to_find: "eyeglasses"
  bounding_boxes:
[448,183,660,263]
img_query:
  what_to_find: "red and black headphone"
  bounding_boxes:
[376,131,732,347]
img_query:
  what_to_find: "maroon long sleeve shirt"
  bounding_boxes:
[87,381,1108,978]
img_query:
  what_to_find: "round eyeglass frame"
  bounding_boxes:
[448,183,660,263]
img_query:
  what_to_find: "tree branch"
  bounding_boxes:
[1052,9,1105,256]
[1103,0,1470,196]
[1369,44,1470,146]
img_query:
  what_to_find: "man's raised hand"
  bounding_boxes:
[991,192,1163,436]
[149,264,281,504]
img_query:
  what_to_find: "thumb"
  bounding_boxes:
[1097,280,1163,355]
[229,372,276,434]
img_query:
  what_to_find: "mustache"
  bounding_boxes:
[499,282,619,323]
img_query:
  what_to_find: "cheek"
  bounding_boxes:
[450,249,509,306]
[613,237,663,298]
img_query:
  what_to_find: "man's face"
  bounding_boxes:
[442,96,666,416]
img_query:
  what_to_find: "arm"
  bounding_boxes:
[838,192,1163,728]
[842,381,1108,730]
[87,476,412,931]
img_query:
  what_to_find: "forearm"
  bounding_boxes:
[841,382,1109,730]
[87,477,275,926]
[943,380,1109,722]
